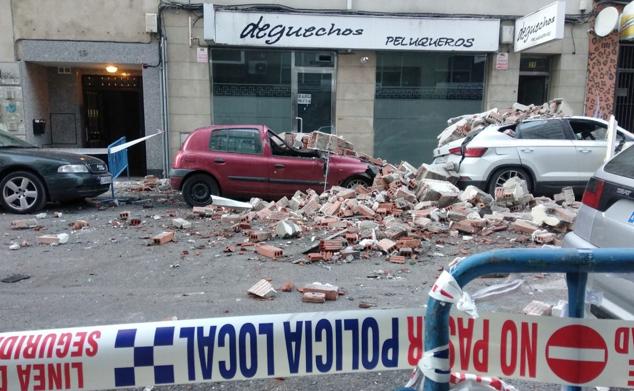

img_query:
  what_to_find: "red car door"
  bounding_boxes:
[205,127,270,198]
[265,130,325,198]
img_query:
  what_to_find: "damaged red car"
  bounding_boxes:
[170,125,377,206]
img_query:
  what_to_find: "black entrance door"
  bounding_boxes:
[517,75,547,106]
[83,75,145,176]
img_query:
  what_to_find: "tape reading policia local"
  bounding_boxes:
[429,270,478,317]
[3,308,634,391]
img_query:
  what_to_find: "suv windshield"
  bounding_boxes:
[605,146,634,179]
[0,130,35,148]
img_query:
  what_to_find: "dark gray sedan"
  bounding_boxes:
[0,130,111,214]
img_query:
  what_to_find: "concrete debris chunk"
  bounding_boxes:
[522,300,552,316]
[302,292,326,303]
[37,233,69,246]
[10,219,39,229]
[275,220,301,238]
[510,220,539,234]
[417,179,460,207]
[377,239,396,253]
[152,231,175,245]
[172,218,192,229]
[247,279,276,299]
[211,195,253,210]
[303,282,339,300]
[70,220,89,230]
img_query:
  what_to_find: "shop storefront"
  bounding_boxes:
[204,6,500,165]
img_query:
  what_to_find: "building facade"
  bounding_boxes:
[0,0,592,174]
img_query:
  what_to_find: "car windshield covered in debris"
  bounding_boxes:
[170,125,377,206]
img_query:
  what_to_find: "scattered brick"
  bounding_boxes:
[11,219,39,229]
[377,239,396,253]
[302,292,326,303]
[256,244,283,259]
[389,255,406,264]
[247,279,276,299]
[303,282,339,300]
[152,231,175,245]
[249,231,272,242]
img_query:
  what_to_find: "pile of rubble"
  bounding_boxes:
[188,160,579,265]
[437,98,574,147]
[114,175,172,193]
[281,131,384,165]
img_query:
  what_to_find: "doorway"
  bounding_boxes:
[292,51,336,134]
[83,75,146,175]
[517,56,550,106]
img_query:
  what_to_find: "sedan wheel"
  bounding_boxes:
[342,176,371,189]
[0,171,47,214]
[182,174,220,207]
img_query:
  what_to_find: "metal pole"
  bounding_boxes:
[564,271,588,391]
[423,248,634,391]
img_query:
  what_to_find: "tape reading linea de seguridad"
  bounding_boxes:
[2,308,634,391]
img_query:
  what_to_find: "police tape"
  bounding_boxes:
[1,308,634,391]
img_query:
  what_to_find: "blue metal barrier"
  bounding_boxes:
[107,136,129,199]
[422,247,634,391]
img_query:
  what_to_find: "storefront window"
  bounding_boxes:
[374,52,485,165]
[212,48,292,132]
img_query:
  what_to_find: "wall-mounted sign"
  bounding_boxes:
[196,47,208,63]
[514,1,565,52]
[0,63,21,86]
[495,52,509,70]
[204,7,500,52]
[297,93,311,105]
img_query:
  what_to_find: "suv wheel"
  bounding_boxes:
[182,174,219,207]
[487,167,532,195]
[0,171,47,214]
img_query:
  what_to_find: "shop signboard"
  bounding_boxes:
[204,5,500,52]
[514,1,565,52]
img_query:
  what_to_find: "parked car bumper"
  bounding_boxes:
[47,173,111,201]
[563,232,634,320]
[562,231,596,249]
[169,168,193,190]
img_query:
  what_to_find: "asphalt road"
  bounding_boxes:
[0,190,570,390]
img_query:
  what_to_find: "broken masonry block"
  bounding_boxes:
[172,218,192,229]
[377,238,396,253]
[302,292,326,303]
[10,219,38,229]
[522,300,552,316]
[152,231,175,245]
[255,244,283,259]
[303,282,339,300]
[247,279,276,299]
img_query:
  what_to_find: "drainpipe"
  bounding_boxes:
[159,34,170,177]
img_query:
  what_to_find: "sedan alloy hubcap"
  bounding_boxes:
[3,177,38,211]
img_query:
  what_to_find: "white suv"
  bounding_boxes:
[432,116,634,195]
